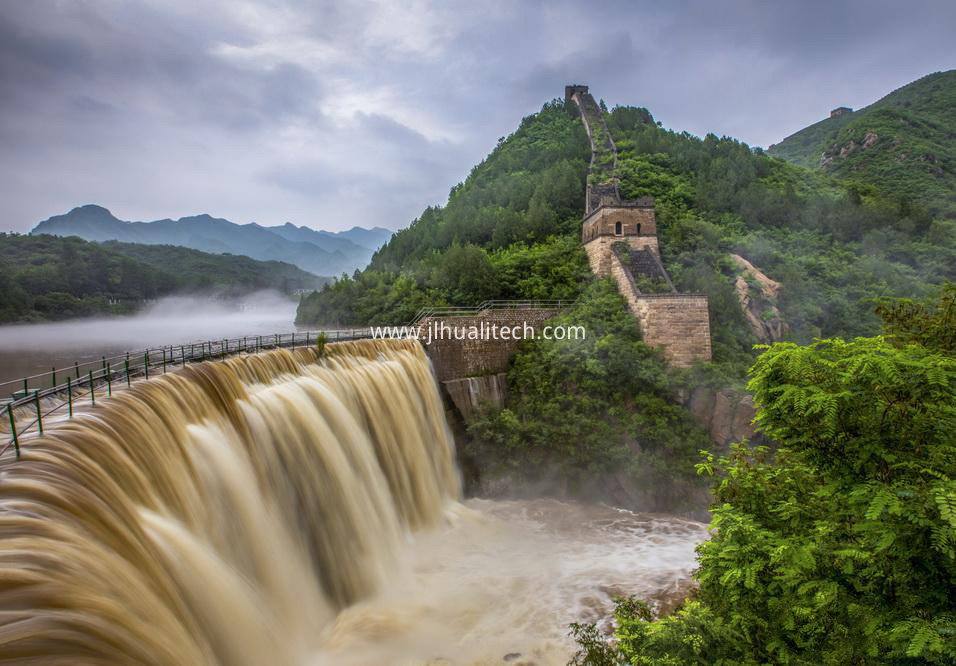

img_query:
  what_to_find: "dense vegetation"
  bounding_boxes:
[769,70,956,220]
[299,96,955,370]
[0,233,323,323]
[571,285,956,665]
[297,88,954,509]
[605,103,954,366]
[466,281,712,511]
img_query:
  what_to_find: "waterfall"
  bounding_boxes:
[0,339,459,664]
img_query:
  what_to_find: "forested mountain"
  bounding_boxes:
[31,205,393,275]
[769,70,956,219]
[0,233,325,323]
[296,87,955,516]
[298,97,954,358]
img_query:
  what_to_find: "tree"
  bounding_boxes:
[876,282,956,354]
[572,291,956,665]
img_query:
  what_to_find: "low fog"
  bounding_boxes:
[0,291,299,386]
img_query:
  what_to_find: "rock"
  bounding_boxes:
[503,653,521,662]
[683,387,756,446]
[687,386,716,424]
[729,254,789,343]
[442,373,508,419]
[710,391,734,444]
[731,395,756,442]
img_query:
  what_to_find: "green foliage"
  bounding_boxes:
[103,241,324,295]
[605,101,954,357]
[574,293,956,664]
[465,281,712,510]
[315,331,328,357]
[0,233,320,323]
[877,282,956,354]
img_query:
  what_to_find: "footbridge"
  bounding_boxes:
[2,300,574,454]
[1,328,370,457]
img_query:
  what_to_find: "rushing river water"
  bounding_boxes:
[324,499,705,664]
[0,336,706,664]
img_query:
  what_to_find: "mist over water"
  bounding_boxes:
[0,291,298,386]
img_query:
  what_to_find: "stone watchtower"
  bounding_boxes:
[569,84,712,367]
[565,84,589,104]
[581,195,659,275]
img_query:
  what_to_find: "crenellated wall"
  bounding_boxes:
[570,83,713,368]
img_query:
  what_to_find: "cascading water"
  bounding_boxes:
[0,338,706,665]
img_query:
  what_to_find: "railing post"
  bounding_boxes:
[74,361,79,380]
[144,352,149,380]
[125,358,131,387]
[88,370,95,406]
[67,376,73,417]
[51,367,56,388]
[292,332,296,349]
[34,390,42,435]
[106,366,112,397]
[162,348,167,374]
[22,378,27,396]
[275,333,279,348]
[181,346,186,366]
[7,405,19,459]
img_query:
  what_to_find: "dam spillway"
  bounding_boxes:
[0,337,706,664]
[0,339,459,664]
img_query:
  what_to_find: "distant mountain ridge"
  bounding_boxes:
[0,233,326,323]
[30,205,393,276]
[768,70,956,219]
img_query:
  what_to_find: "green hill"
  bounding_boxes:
[768,70,956,219]
[297,97,954,355]
[0,234,326,323]
[295,92,954,510]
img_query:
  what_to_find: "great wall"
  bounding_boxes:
[566,84,713,367]
[412,85,715,420]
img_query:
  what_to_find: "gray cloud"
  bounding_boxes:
[1,0,955,233]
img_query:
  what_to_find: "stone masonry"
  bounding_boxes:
[419,307,561,382]
[569,84,712,367]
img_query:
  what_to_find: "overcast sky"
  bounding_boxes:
[2,0,955,234]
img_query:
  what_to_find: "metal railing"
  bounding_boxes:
[1,328,371,459]
[408,300,573,327]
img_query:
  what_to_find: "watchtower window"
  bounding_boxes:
[614,221,622,236]
[636,223,641,235]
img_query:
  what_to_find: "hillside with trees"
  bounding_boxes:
[769,70,956,220]
[296,86,955,510]
[0,233,325,323]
